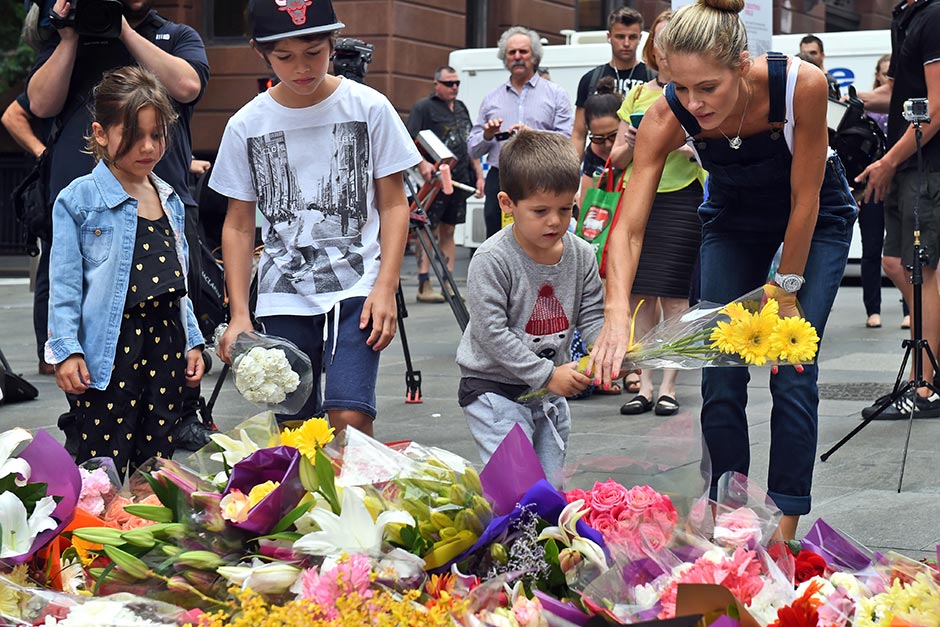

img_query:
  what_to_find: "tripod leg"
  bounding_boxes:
[414,221,470,331]
[396,283,422,403]
[898,402,916,493]
[820,379,915,461]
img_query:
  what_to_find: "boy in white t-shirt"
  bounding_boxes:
[210,0,420,436]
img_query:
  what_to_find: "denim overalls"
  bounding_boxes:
[665,53,857,515]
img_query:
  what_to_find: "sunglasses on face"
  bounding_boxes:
[437,80,461,87]
[588,130,619,144]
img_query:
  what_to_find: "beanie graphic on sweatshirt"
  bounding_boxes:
[525,284,570,336]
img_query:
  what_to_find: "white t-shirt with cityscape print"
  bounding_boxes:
[210,77,420,317]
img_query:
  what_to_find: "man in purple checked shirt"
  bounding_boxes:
[468,26,574,239]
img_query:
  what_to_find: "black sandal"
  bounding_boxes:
[654,395,680,416]
[620,394,653,415]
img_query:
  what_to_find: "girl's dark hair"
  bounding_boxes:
[86,66,178,164]
[584,77,623,126]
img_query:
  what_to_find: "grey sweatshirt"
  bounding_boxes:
[456,227,606,390]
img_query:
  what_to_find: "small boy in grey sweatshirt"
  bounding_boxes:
[456,130,606,482]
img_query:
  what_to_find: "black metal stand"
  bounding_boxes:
[820,121,936,492]
[394,174,471,404]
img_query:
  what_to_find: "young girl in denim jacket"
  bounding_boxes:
[46,66,204,479]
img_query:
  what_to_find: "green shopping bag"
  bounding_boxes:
[575,159,626,277]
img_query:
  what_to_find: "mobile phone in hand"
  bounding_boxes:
[494,130,515,141]
[629,113,644,128]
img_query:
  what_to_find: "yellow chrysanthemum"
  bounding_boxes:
[247,480,280,508]
[769,316,820,363]
[726,310,778,365]
[281,418,335,463]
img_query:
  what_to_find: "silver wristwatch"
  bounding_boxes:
[774,272,805,293]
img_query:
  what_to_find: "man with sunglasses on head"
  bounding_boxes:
[407,66,484,303]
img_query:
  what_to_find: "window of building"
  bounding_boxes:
[209,0,249,40]
[577,0,622,31]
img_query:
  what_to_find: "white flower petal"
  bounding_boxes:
[0,491,33,558]
[0,428,33,485]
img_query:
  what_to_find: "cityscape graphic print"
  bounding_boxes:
[247,122,370,297]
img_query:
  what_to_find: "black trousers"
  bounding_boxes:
[69,298,187,479]
[34,239,50,360]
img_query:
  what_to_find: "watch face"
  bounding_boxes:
[781,276,802,292]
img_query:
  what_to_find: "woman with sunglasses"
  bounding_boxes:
[580,76,624,200]
[607,9,706,418]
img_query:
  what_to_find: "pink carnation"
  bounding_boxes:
[657,548,765,619]
[714,507,762,549]
[78,467,114,517]
[298,554,373,619]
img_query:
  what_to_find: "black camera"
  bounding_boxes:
[49,0,124,39]
[902,98,931,124]
[332,38,374,84]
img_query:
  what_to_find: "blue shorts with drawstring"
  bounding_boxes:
[259,296,380,422]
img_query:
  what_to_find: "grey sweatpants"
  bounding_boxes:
[463,392,570,485]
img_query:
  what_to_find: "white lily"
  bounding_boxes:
[537,499,608,572]
[0,492,58,558]
[217,559,302,594]
[209,429,262,468]
[0,428,33,486]
[293,487,415,557]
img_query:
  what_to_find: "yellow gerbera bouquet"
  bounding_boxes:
[621,285,820,369]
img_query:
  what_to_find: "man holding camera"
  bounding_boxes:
[407,66,484,303]
[468,26,573,239]
[26,0,210,447]
[856,0,940,418]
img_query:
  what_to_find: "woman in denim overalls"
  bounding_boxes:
[588,0,857,539]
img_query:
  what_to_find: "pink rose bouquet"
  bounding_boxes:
[565,481,678,561]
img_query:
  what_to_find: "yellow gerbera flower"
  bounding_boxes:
[720,302,750,322]
[727,310,778,365]
[709,320,737,353]
[769,316,819,363]
[759,298,780,319]
[281,418,335,463]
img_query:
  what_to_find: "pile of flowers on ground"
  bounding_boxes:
[1,418,938,627]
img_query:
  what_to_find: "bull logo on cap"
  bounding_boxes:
[275,0,313,25]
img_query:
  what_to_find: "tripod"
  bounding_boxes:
[396,168,471,403]
[820,111,937,492]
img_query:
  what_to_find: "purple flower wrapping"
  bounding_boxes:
[479,424,546,518]
[224,446,304,536]
[801,518,874,572]
[6,429,81,564]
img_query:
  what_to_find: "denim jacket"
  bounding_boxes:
[45,160,203,390]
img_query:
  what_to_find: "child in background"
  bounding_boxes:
[46,66,205,479]
[456,130,606,482]
[571,76,628,398]
[210,0,420,436]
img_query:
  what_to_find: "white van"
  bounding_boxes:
[450,29,891,265]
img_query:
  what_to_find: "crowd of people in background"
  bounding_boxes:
[2,0,938,539]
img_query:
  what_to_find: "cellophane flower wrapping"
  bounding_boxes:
[0,571,187,626]
[333,427,493,571]
[622,285,819,370]
[184,412,281,487]
[230,332,312,413]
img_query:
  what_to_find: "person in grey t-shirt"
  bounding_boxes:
[456,131,605,483]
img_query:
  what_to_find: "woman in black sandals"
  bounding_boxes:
[607,9,706,417]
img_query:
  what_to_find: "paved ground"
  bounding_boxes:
[1,248,937,559]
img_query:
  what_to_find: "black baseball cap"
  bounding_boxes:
[250,0,345,43]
